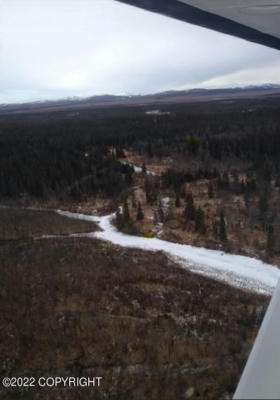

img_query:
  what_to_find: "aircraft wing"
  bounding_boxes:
[116,0,280,51]
[234,280,280,399]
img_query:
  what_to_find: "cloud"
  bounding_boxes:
[1,0,280,103]
[197,61,280,89]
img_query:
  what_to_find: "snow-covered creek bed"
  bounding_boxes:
[55,209,280,296]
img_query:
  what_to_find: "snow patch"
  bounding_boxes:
[145,110,171,116]
[161,197,170,207]
[56,210,280,295]
[120,161,157,176]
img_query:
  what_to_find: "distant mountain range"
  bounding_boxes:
[1,84,280,115]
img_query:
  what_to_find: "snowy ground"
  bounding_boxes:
[120,161,157,176]
[145,110,171,116]
[56,210,280,295]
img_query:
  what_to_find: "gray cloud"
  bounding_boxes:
[1,0,280,103]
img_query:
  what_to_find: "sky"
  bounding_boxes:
[1,0,280,104]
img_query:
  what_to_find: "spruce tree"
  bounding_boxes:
[123,200,130,222]
[223,172,230,189]
[166,201,174,221]
[266,225,275,257]
[153,209,159,225]
[158,201,165,222]
[125,172,132,186]
[116,208,123,230]
[208,183,214,198]
[259,195,268,224]
[195,206,206,234]
[213,221,219,240]
[71,184,82,202]
[175,193,181,208]
[116,147,125,158]
[145,178,151,203]
[136,202,144,221]
[219,210,227,242]
[131,192,137,209]
[184,192,195,220]
[147,143,153,158]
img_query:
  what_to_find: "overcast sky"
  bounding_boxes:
[1,0,280,104]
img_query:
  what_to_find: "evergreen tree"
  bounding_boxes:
[266,225,275,257]
[208,182,214,198]
[147,143,153,158]
[175,193,181,208]
[219,210,227,242]
[116,147,125,158]
[71,183,82,202]
[213,221,219,240]
[218,172,230,190]
[195,206,206,234]
[184,192,195,220]
[145,178,151,203]
[244,188,250,210]
[259,195,268,224]
[125,171,132,186]
[158,201,165,222]
[166,201,174,221]
[116,208,123,230]
[223,172,230,189]
[153,209,159,225]
[136,201,144,221]
[123,199,130,222]
[131,192,137,209]
[180,185,186,199]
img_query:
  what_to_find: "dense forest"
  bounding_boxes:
[0,114,136,199]
[1,98,280,199]
[1,97,280,259]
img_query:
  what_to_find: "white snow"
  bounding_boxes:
[133,165,143,174]
[56,210,280,295]
[120,161,157,176]
[145,110,171,116]
[161,197,170,207]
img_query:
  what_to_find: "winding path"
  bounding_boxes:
[56,209,280,295]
